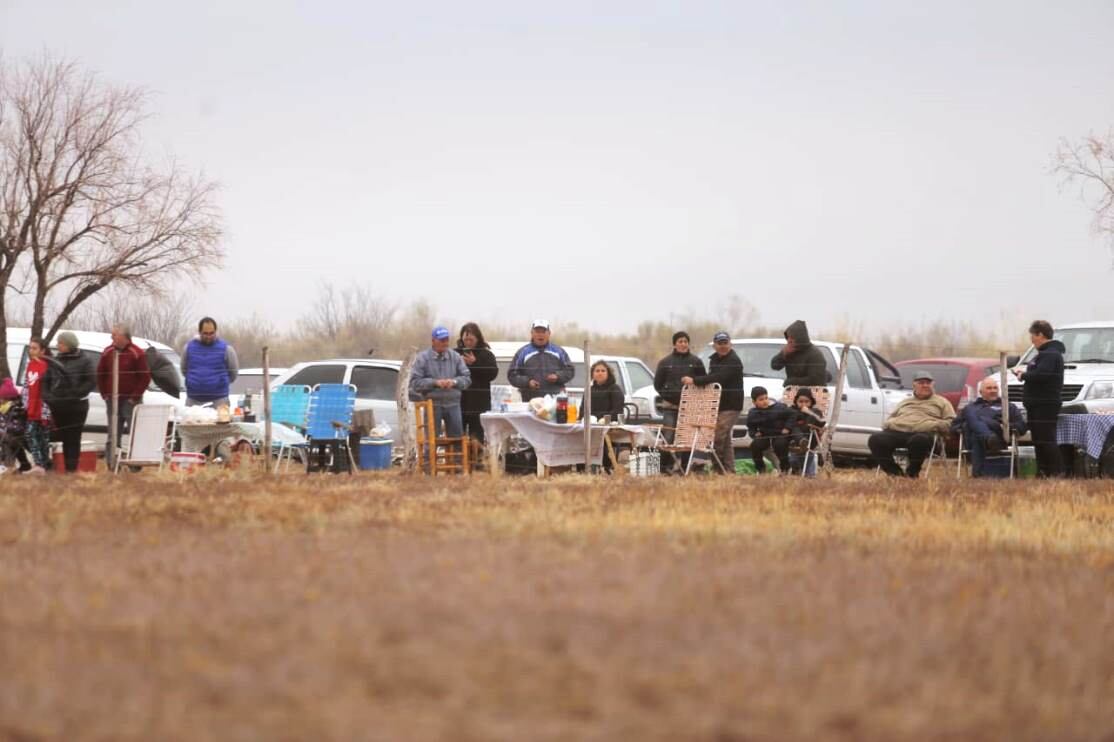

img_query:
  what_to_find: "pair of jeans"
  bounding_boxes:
[432,403,463,438]
[869,430,936,477]
[26,420,52,469]
[1024,401,1063,478]
[790,451,818,477]
[49,401,88,473]
[105,398,136,464]
[750,434,791,473]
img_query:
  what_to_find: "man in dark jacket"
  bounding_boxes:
[770,320,830,386]
[951,376,1027,478]
[96,324,152,465]
[653,331,706,472]
[1013,320,1065,477]
[508,320,575,402]
[688,331,744,473]
[746,386,793,474]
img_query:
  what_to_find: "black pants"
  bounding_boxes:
[50,400,89,473]
[869,430,935,477]
[1024,401,1063,478]
[462,411,486,444]
[750,435,790,473]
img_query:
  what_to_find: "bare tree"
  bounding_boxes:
[1053,130,1114,256]
[67,288,196,348]
[0,56,222,375]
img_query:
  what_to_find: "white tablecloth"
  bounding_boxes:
[178,422,263,454]
[480,412,656,469]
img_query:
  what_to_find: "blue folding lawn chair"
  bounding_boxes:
[270,384,312,473]
[304,383,358,474]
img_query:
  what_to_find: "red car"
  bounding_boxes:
[894,357,1002,413]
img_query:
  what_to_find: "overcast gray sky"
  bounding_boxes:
[3,1,1113,336]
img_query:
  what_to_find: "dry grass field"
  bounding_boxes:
[1,471,1113,741]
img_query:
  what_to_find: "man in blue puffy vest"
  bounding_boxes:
[181,317,240,407]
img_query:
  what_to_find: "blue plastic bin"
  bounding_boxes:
[358,438,393,470]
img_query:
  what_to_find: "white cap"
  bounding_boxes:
[531,319,550,330]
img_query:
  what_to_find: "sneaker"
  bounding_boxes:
[986,436,1004,455]
[27,466,46,475]
[0,464,8,475]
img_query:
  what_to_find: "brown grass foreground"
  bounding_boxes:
[1,472,1113,742]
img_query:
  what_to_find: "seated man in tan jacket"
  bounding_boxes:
[869,370,956,477]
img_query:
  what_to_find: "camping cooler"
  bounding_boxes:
[51,440,98,473]
[358,438,393,470]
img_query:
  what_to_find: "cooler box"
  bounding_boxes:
[51,441,98,473]
[358,438,393,470]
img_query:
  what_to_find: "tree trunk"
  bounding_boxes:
[396,348,418,474]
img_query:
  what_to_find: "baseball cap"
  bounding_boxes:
[531,319,550,331]
[713,331,730,343]
[432,326,450,340]
[912,370,934,381]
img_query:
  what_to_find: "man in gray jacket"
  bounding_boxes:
[409,326,471,437]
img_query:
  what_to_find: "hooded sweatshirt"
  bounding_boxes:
[1021,339,1066,406]
[770,320,830,386]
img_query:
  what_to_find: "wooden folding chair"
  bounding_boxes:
[414,400,471,475]
[656,383,726,475]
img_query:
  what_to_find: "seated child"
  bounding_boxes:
[746,386,793,474]
[786,388,827,476]
[787,388,826,454]
[0,377,30,474]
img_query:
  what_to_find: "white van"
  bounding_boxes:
[487,341,660,422]
[1006,321,1114,412]
[8,328,183,447]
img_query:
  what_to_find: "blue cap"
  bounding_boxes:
[713,331,730,343]
[432,326,450,340]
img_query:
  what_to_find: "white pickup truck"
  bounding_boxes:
[1006,321,1114,412]
[695,338,911,458]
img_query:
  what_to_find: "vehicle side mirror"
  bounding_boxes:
[1005,355,1020,368]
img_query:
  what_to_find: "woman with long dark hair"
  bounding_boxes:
[589,361,625,421]
[457,322,498,442]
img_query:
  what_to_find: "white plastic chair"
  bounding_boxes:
[115,404,176,473]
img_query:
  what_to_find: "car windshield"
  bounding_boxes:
[1020,328,1114,364]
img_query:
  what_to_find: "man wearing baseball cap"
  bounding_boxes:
[408,325,472,437]
[868,370,955,477]
[686,331,744,473]
[507,319,575,402]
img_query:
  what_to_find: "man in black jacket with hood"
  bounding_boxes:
[654,331,707,472]
[687,331,744,473]
[1013,319,1065,477]
[771,320,830,386]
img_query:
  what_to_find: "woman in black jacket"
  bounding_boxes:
[457,322,498,442]
[42,331,98,473]
[589,361,626,421]
[589,361,626,473]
